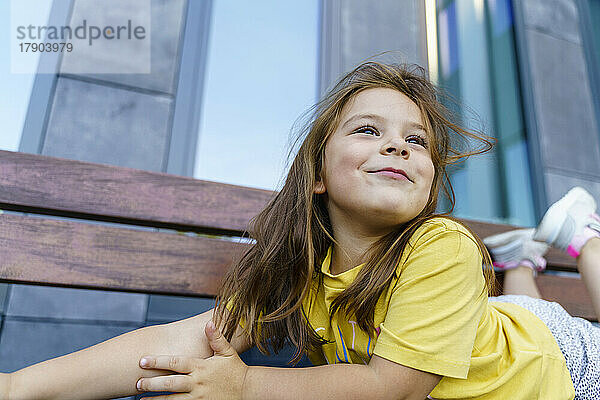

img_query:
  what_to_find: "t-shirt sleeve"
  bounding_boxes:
[372,220,487,379]
[224,298,246,328]
[224,296,265,338]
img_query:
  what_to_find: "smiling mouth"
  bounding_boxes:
[368,170,413,182]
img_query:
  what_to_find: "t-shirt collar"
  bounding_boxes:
[320,245,367,288]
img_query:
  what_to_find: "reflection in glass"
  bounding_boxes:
[0,0,53,151]
[436,0,535,226]
[194,0,319,191]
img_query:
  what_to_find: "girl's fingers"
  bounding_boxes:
[137,374,194,393]
[140,355,200,373]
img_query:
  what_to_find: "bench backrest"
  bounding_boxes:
[0,150,595,321]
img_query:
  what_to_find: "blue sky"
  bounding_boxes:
[0,0,53,151]
[193,0,319,191]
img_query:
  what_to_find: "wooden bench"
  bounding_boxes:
[0,149,596,325]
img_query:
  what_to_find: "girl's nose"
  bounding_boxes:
[382,138,410,158]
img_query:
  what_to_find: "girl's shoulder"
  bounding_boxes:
[397,216,483,272]
[414,216,475,238]
[407,216,479,252]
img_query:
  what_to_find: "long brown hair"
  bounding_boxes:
[214,61,498,365]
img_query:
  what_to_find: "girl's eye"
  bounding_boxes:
[355,125,380,136]
[407,135,428,148]
[354,126,428,148]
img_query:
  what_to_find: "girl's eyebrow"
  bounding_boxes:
[341,113,427,132]
[341,113,385,129]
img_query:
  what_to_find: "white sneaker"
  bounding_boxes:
[483,228,549,274]
[533,187,600,258]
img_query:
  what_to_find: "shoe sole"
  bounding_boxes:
[483,229,534,261]
[483,228,533,247]
[533,187,595,249]
[484,228,549,267]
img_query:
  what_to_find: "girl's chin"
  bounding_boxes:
[364,209,416,224]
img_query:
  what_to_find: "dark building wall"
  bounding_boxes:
[514,0,600,206]
[319,0,428,96]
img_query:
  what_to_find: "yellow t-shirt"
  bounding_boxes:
[302,217,575,399]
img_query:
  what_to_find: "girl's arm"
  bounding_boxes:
[137,325,442,400]
[243,364,384,399]
[7,307,251,400]
[0,373,10,399]
[242,354,442,400]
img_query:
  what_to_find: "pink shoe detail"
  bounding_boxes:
[493,258,545,272]
[532,256,547,271]
[566,244,580,258]
[493,261,520,270]
[566,224,600,258]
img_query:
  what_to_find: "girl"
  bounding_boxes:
[3,61,599,399]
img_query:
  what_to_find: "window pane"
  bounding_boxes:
[588,0,600,66]
[1,0,53,151]
[487,0,535,225]
[437,0,535,226]
[194,0,319,191]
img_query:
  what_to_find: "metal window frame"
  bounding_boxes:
[318,0,342,99]
[576,0,600,145]
[19,0,74,154]
[510,0,547,220]
[19,0,214,179]
[165,0,213,177]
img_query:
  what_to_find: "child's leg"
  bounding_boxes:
[533,186,600,317]
[576,237,600,317]
[503,265,542,299]
[485,187,600,303]
[501,236,598,302]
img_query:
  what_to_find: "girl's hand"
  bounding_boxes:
[136,321,248,399]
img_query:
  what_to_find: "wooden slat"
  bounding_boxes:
[0,150,274,234]
[0,151,579,269]
[536,275,597,321]
[1,212,595,320]
[493,273,596,321]
[0,212,251,296]
[1,150,590,320]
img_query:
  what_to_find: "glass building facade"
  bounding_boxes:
[1,0,548,225]
[193,0,319,192]
[436,0,535,226]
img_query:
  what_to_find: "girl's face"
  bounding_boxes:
[314,87,435,233]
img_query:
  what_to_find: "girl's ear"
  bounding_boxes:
[314,180,326,194]
[314,172,326,194]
